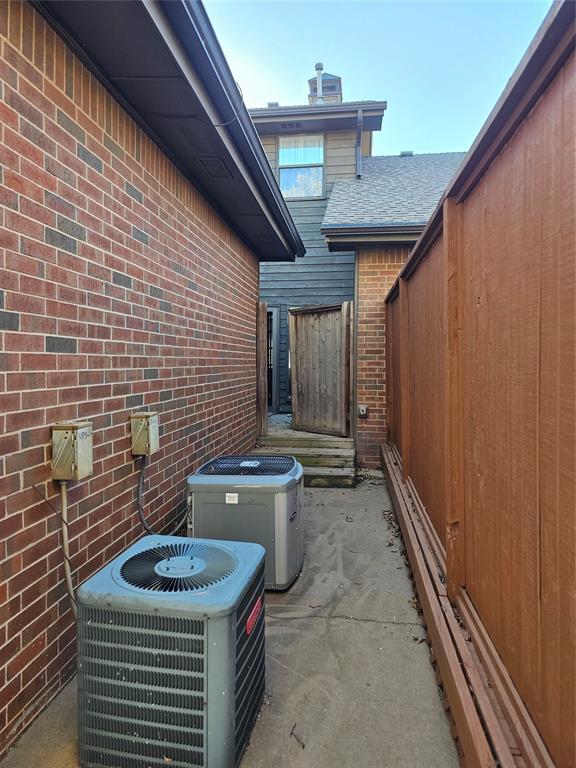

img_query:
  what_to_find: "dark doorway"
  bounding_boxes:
[267,307,280,413]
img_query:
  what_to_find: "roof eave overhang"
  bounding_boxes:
[250,103,387,136]
[32,0,304,262]
[322,223,425,252]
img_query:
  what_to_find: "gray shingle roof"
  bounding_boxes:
[322,152,466,229]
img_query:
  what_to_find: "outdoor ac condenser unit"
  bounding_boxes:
[186,455,304,591]
[76,535,265,768]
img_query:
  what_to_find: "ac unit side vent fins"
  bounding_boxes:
[234,563,266,763]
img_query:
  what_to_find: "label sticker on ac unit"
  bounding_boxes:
[246,596,263,636]
[225,493,238,504]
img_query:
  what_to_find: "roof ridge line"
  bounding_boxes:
[368,151,467,159]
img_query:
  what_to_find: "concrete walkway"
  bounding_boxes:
[2,476,457,768]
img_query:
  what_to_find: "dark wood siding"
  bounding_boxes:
[260,198,355,412]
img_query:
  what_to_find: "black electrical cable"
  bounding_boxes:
[136,455,188,536]
[139,109,240,128]
[139,82,245,129]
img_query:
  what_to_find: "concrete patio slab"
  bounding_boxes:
[1,476,457,768]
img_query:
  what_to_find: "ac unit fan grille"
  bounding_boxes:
[198,454,295,476]
[78,604,206,768]
[120,540,238,592]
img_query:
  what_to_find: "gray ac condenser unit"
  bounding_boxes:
[187,455,304,590]
[76,535,265,768]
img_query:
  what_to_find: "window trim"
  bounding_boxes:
[277,133,326,200]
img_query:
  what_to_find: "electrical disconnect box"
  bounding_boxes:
[52,422,94,481]
[130,412,159,456]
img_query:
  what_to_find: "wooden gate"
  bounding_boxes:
[288,302,352,436]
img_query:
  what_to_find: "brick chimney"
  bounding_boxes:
[308,64,342,105]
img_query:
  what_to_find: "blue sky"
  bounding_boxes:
[203,0,552,156]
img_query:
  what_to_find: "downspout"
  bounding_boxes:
[356,108,363,178]
[353,109,363,447]
[353,252,359,450]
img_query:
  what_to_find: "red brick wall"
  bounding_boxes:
[355,246,409,468]
[0,2,260,754]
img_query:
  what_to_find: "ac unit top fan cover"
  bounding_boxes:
[76,535,265,618]
[190,454,303,491]
[120,539,238,593]
[198,455,295,476]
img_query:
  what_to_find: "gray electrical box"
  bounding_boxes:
[130,411,159,455]
[51,422,93,480]
[186,455,304,590]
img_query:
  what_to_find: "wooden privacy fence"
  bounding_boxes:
[383,5,575,767]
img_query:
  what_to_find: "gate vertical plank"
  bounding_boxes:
[444,199,466,599]
[256,301,268,436]
[328,308,335,432]
[324,306,335,434]
[315,310,322,430]
[308,310,316,430]
[288,310,299,427]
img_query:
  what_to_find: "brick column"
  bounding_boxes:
[355,246,409,467]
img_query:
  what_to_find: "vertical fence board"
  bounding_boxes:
[389,297,402,453]
[443,199,466,598]
[399,279,411,479]
[385,300,392,444]
[536,55,575,767]
[288,311,299,423]
[406,238,447,545]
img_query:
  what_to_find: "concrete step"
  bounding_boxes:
[251,446,355,468]
[256,426,356,486]
[303,466,356,488]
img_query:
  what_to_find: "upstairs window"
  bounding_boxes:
[278,135,324,199]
